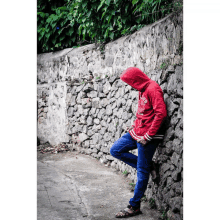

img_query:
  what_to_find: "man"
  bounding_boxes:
[110,67,167,218]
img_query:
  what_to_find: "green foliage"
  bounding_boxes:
[160,63,167,69]
[37,0,183,53]
[149,198,156,209]
[129,182,136,191]
[160,210,167,220]
[159,208,169,220]
[129,182,135,187]
[140,195,147,202]
[122,170,128,175]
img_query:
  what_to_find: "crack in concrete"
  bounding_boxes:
[38,161,53,208]
[63,174,89,218]
[44,161,89,218]
[44,184,53,208]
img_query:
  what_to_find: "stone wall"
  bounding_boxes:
[37,12,183,220]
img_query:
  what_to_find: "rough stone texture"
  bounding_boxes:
[37,83,69,145]
[37,12,183,219]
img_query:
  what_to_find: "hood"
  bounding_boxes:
[120,67,151,91]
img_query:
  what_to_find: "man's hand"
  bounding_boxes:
[137,137,148,145]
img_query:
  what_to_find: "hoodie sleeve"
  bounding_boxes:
[143,85,167,141]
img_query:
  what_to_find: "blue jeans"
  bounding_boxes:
[110,132,159,208]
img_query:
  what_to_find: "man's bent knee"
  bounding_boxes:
[110,145,119,158]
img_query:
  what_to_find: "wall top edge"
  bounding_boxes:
[37,11,182,62]
[37,44,96,63]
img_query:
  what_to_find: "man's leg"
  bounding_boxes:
[110,132,138,169]
[129,140,159,208]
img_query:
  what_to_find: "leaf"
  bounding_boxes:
[45,33,50,39]
[82,29,86,40]
[122,18,126,24]
[59,6,67,11]
[97,0,105,11]
[106,0,111,6]
[86,11,91,17]
[111,10,115,15]
[46,17,52,23]
[125,5,129,13]
[109,32,114,39]
[38,12,45,18]
[51,14,59,21]
[38,35,43,41]
[104,27,109,38]
[78,25,82,36]
[51,22,56,29]
[121,29,128,35]
[82,2,87,7]
[132,0,139,5]
[101,10,107,19]
[133,6,139,14]
[91,33,96,39]
[60,36,65,41]
[108,15,112,24]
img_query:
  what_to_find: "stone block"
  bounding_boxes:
[79,133,89,142]
[165,141,174,155]
[171,170,181,182]
[100,98,109,108]
[103,81,111,94]
[84,140,90,148]
[161,163,170,173]
[101,146,109,153]
[87,116,93,126]
[75,84,85,93]
[92,133,102,144]
[103,132,112,142]
[172,138,182,154]
[166,210,176,220]
[94,118,100,125]
[91,148,98,153]
[166,99,178,116]
[87,90,98,98]
[106,155,114,161]
[171,152,180,167]
[82,83,94,93]
[98,151,103,157]
[169,197,182,213]
[92,97,101,108]
[106,104,113,115]
[132,103,138,114]
[100,157,108,164]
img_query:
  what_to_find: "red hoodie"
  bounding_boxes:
[120,67,167,141]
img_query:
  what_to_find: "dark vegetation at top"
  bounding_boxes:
[37,0,183,54]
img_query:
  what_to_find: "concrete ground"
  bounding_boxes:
[37,151,161,220]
